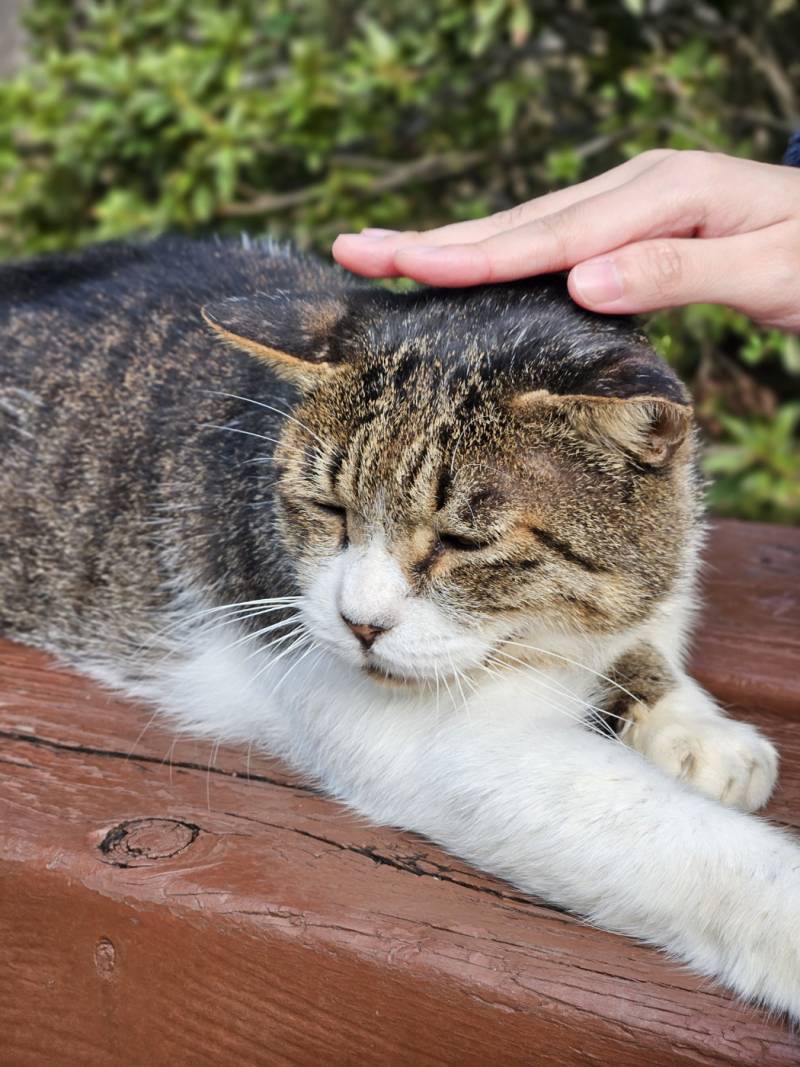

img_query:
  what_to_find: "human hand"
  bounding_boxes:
[332,150,800,332]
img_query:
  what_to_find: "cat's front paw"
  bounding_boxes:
[623,693,778,812]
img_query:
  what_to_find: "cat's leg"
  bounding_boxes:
[157,649,800,1016]
[335,708,800,1020]
[606,643,778,812]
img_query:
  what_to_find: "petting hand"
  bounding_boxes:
[332,150,800,333]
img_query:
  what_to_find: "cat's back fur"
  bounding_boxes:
[0,238,329,655]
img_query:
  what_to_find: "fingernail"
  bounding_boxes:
[571,259,624,304]
[359,228,398,239]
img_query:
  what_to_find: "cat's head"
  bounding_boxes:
[203,278,698,685]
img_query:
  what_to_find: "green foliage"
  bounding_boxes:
[704,405,800,522]
[1,0,798,521]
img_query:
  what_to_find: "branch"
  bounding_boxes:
[728,30,798,125]
[217,150,486,219]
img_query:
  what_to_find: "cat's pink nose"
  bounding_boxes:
[340,613,389,651]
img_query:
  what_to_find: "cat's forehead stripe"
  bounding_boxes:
[326,448,344,491]
[434,467,452,513]
[401,437,431,490]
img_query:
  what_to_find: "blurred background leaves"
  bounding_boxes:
[0,0,798,521]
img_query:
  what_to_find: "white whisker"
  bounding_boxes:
[241,626,307,665]
[126,705,163,759]
[203,423,286,449]
[210,616,300,659]
[206,739,220,814]
[485,653,625,743]
[449,654,472,719]
[270,640,321,693]
[503,638,640,705]
[250,631,313,686]
[491,647,627,725]
[213,392,330,451]
[439,663,458,713]
[166,596,301,630]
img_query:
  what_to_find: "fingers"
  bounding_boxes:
[332,150,675,278]
[334,154,696,285]
[367,154,792,287]
[384,164,704,286]
[332,152,795,290]
[567,223,800,331]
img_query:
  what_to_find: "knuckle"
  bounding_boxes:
[641,241,684,297]
[534,213,570,264]
[749,236,800,328]
[489,202,532,232]
[673,149,725,182]
[784,219,800,254]
[770,238,800,292]
[639,148,675,166]
[756,219,800,293]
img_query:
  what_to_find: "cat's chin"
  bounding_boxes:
[362,657,490,689]
[362,662,422,688]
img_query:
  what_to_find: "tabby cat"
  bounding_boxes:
[1,237,797,1018]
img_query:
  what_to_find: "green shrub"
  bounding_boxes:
[1,0,798,520]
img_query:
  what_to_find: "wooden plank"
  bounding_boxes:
[1,519,799,1065]
[2,716,799,1066]
[689,520,800,718]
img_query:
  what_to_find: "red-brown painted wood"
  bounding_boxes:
[689,520,800,718]
[1,519,799,1065]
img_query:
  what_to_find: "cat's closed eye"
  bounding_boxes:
[311,500,347,519]
[437,531,496,552]
[310,500,349,547]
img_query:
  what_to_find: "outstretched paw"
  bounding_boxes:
[623,694,778,812]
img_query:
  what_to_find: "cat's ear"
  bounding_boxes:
[512,390,692,467]
[201,293,349,389]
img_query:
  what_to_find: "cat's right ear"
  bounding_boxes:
[512,390,692,468]
[201,293,350,390]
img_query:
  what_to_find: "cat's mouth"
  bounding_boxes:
[362,661,420,687]
[361,649,501,689]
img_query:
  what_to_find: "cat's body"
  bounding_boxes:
[1,237,798,1020]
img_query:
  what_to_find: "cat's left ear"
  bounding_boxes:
[201,293,350,389]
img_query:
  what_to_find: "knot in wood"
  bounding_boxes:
[94,938,116,979]
[98,817,200,867]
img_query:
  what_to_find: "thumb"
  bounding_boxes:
[567,230,796,326]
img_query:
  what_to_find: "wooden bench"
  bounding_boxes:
[1,519,799,1066]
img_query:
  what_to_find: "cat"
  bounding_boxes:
[1,236,798,1020]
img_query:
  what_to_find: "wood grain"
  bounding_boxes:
[689,519,800,718]
[1,519,799,1065]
